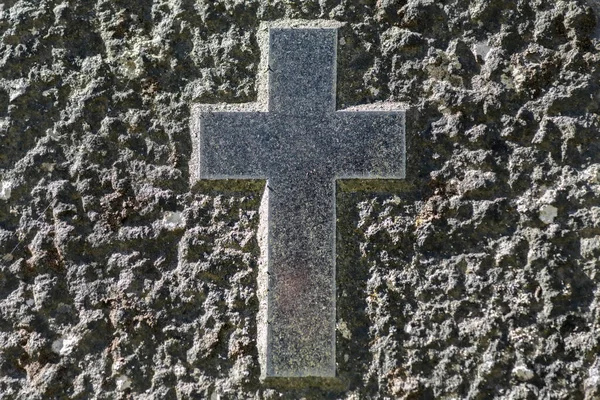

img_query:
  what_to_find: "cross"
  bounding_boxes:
[191,26,405,379]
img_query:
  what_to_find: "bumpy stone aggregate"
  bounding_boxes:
[0,0,599,398]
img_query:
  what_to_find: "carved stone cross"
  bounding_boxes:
[191,26,406,379]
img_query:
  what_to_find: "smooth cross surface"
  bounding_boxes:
[192,27,405,378]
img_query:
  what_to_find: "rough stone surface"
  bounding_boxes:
[0,0,599,398]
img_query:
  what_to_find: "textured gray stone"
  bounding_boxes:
[192,27,405,378]
[2,1,599,398]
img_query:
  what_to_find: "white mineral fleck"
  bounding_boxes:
[50,339,63,354]
[8,78,28,101]
[513,364,535,381]
[115,375,132,391]
[585,364,600,390]
[0,181,12,200]
[583,164,600,184]
[580,236,600,258]
[41,163,55,172]
[539,204,558,224]
[472,41,491,60]
[162,211,184,230]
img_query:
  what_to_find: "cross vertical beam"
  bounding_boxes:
[268,28,336,114]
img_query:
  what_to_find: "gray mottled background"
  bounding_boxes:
[1,0,599,399]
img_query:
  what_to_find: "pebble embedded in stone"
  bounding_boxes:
[337,320,352,340]
[51,335,78,356]
[539,204,558,224]
[162,211,184,230]
[513,365,535,381]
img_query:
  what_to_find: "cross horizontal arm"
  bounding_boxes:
[332,111,406,179]
[197,112,269,179]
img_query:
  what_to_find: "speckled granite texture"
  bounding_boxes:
[0,0,599,399]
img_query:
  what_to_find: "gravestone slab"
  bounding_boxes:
[191,25,406,379]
